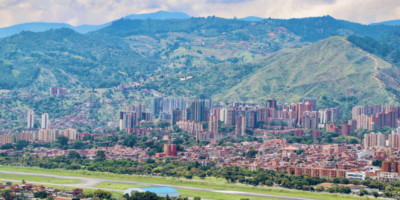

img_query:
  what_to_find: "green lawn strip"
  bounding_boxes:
[94,182,144,190]
[178,189,278,200]
[0,166,371,200]
[93,182,277,200]
[0,173,81,184]
[94,182,372,200]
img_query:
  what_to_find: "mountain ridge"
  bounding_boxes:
[0,11,192,38]
[124,11,191,20]
[214,37,400,103]
[371,19,400,26]
[1,12,399,39]
[152,36,400,105]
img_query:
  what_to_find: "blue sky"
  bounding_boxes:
[0,0,399,27]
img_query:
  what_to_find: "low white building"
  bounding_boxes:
[377,172,400,182]
[356,150,374,160]
[346,172,366,180]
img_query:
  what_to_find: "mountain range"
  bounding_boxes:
[2,11,399,39]
[0,11,190,38]
[1,12,400,106]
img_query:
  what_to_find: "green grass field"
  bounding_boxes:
[94,182,278,200]
[0,173,81,184]
[0,166,373,200]
[51,186,124,199]
[94,182,144,190]
[178,189,278,200]
[94,181,373,200]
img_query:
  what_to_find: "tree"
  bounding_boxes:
[0,189,15,200]
[93,189,112,200]
[326,186,336,193]
[332,177,349,184]
[372,191,379,198]
[372,160,382,167]
[315,185,324,192]
[122,135,138,147]
[0,143,13,150]
[68,151,81,159]
[71,140,85,149]
[66,163,81,170]
[176,197,189,200]
[193,197,201,200]
[34,191,48,198]
[339,186,351,194]
[384,185,396,198]
[264,180,273,186]
[199,172,206,179]
[124,191,159,200]
[16,140,29,150]
[244,149,258,158]
[146,159,155,164]
[359,189,369,196]
[95,150,106,161]
[57,135,69,148]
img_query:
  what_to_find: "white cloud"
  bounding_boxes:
[0,0,398,27]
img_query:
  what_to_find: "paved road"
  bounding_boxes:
[0,170,318,200]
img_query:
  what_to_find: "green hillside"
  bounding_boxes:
[157,36,400,107]
[0,16,400,106]
[1,17,400,127]
[214,37,400,104]
[0,29,158,90]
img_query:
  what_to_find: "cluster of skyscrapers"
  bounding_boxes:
[351,105,399,130]
[364,127,400,149]
[150,97,212,123]
[119,104,151,133]
[128,97,343,140]
[212,99,338,130]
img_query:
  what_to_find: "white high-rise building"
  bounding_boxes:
[27,110,35,129]
[41,113,49,129]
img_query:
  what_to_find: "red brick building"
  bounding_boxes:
[341,124,351,136]
[279,166,349,179]
[312,130,322,138]
[326,124,339,133]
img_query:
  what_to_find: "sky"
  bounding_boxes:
[0,0,399,27]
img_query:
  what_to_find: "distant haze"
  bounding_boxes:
[0,0,399,28]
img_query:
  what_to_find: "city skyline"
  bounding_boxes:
[0,1,400,198]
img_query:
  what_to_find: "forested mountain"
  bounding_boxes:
[0,22,109,38]
[371,19,400,26]
[0,11,192,38]
[159,37,400,104]
[0,22,74,38]
[347,33,400,67]
[0,29,157,90]
[1,15,400,104]
[123,11,191,20]
[272,16,395,41]
[216,37,400,104]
